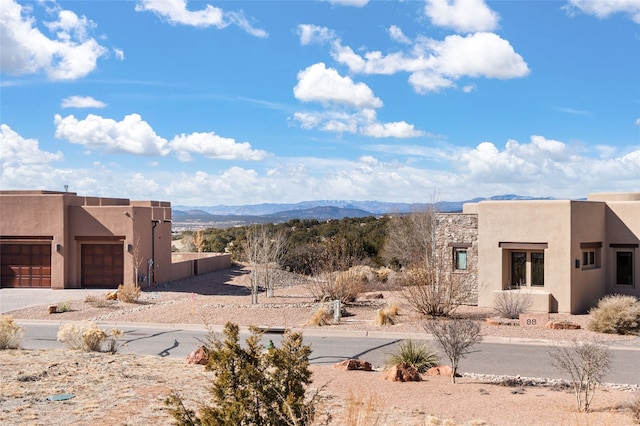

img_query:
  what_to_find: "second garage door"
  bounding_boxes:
[81,244,124,288]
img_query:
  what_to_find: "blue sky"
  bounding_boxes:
[1,0,639,206]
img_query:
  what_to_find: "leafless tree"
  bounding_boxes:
[548,339,611,412]
[244,225,286,303]
[383,206,437,270]
[193,229,205,258]
[386,205,468,317]
[425,319,482,383]
[129,233,143,287]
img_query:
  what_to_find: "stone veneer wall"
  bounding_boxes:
[435,213,479,305]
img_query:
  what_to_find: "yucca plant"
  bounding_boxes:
[384,339,439,373]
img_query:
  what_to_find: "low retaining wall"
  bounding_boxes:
[170,252,232,281]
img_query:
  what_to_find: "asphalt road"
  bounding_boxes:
[15,321,640,386]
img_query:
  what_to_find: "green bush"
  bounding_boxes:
[166,322,320,425]
[587,294,640,335]
[0,315,23,349]
[384,339,439,373]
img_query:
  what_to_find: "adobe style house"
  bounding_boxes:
[0,190,230,289]
[463,192,640,314]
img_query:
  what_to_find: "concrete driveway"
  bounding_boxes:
[0,288,108,314]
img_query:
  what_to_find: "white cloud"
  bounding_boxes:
[327,0,369,7]
[410,33,530,93]
[61,96,107,109]
[331,33,529,93]
[424,0,500,32]
[388,25,411,44]
[292,109,424,138]
[297,24,337,45]
[294,63,383,108]
[457,135,640,191]
[566,0,640,23]
[169,132,267,162]
[635,118,640,125]
[0,124,68,191]
[54,113,171,156]
[135,0,268,37]
[0,0,108,80]
[0,124,64,165]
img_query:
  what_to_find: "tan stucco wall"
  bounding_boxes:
[602,201,640,299]
[0,192,70,288]
[477,200,573,313]
[569,201,607,313]
[1,191,174,289]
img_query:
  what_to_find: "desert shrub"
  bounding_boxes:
[310,268,368,304]
[375,303,399,326]
[166,322,319,425]
[0,315,23,349]
[306,305,334,326]
[57,299,72,313]
[57,321,123,352]
[396,267,466,318]
[425,319,482,383]
[84,294,110,308]
[384,339,439,373]
[588,294,640,335]
[376,267,393,283]
[492,291,532,319]
[117,282,141,303]
[548,339,611,412]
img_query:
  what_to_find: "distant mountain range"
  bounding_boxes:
[172,194,555,228]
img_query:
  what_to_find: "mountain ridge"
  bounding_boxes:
[172,195,556,228]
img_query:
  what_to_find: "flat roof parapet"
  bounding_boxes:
[587,192,640,202]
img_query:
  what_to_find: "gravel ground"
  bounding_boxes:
[2,265,640,425]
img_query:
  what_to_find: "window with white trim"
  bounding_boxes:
[580,242,601,270]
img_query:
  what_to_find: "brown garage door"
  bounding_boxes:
[81,244,124,288]
[0,243,52,288]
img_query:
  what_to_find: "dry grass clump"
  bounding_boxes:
[56,299,72,313]
[57,321,123,352]
[84,294,112,307]
[344,391,387,425]
[375,303,399,326]
[117,282,141,303]
[306,305,334,326]
[0,315,23,349]
[376,267,394,283]
[587,294,640,335]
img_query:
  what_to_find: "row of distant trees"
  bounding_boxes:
[179,209,468,315]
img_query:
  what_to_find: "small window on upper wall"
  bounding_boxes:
[580,242,601,270]
[454,249,467,270]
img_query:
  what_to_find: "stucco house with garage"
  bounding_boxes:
[464,192,640,314]
[0,190,230,289]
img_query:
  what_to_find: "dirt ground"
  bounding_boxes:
[2,265,640,425]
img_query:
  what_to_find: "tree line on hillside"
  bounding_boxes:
[177,216,391,273]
